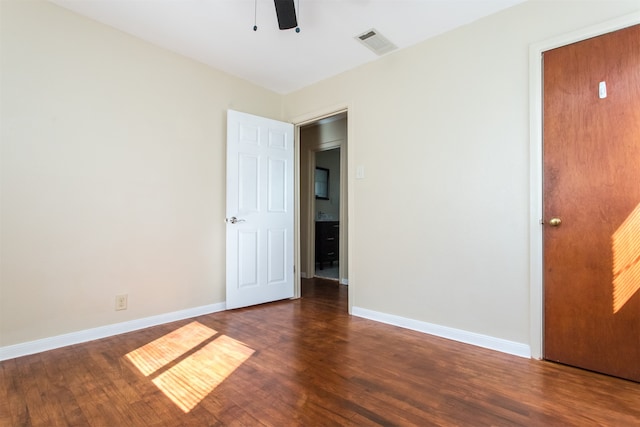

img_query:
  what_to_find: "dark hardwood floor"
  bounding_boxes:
[2,278,639,426]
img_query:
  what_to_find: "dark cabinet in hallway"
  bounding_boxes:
[315,221,339,270]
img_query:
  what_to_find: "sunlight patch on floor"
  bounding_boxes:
[126,321,216,376]
[125,321,255,412]
[152,334,255,412]
[612,203,640,313]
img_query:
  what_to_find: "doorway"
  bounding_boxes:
[541,24,640,381]
[314,148,340,280]
[298,113,348,287]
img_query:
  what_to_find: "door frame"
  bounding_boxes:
[291,103,354,313]
[528,13,640,359]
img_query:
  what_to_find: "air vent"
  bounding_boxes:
[355,28,397,56]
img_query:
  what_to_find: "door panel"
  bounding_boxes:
[238,230,258,288]
[226,110,294,309]
[239,154,259,212]
[268,158,286,212]
[543,24,640,382]
[268,228,286,283]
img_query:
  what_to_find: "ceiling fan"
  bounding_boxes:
[254,0,300,33]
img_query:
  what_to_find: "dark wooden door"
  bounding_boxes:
[543,24,640,382]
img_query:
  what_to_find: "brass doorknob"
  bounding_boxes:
[549,217,562,227]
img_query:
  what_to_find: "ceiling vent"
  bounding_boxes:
[355,28,397,56]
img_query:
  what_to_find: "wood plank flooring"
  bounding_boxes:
[2,278,639,426]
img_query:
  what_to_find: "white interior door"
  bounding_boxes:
[226,110,294,309]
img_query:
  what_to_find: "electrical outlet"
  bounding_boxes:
[115,294,128,311]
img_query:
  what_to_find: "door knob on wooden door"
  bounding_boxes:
[549,217,562,227]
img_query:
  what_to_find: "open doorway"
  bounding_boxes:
[314,148,340,280]
[298,112,348,286]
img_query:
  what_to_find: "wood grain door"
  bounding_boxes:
[543,24,640,382]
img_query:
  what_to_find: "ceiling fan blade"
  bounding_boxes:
[274,0,297,30]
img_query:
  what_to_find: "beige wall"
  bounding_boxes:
[0,0,282,346]
[284,0,640,345]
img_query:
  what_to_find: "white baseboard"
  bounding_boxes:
[301,272,308,279]
[2,303,530,361]
[352,306,531,358]
[340,278,349,285]
[0,302,226,361]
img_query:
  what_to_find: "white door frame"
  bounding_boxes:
[528,13,640,359]
[291,103,354,313]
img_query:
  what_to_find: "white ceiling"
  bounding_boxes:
[50,0,525,94]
